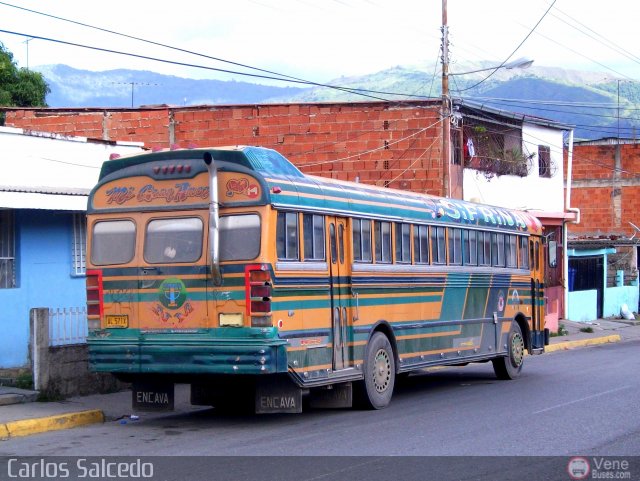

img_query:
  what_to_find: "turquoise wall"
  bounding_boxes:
[567,289,598,322]
[604,286,639,318]
[0,210,86,368]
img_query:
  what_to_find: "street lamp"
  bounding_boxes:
[448,57,534,76]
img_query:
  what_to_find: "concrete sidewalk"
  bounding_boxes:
[1,318,639,440]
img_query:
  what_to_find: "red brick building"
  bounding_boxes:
[3,101,446,194]
[566,138,640,318]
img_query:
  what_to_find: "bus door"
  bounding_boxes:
[328,217,351,371]
[529,237,545,350]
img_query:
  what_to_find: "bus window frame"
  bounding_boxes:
[219,212,262,263]
[431,226,446,265]
[276,211,300,261]
[143,216,205,265]
[302,213,326,262]
[413,224,430,265]
[90,218,137,266]
[395,223,411,264]
[374,220,392,264]
[353,218,373,263]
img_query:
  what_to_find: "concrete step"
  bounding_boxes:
[0,387,39,406]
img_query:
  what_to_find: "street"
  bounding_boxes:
[1,341,639,457]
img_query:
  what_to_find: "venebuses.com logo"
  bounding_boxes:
[567,457,590,480]
[567,457,632,480]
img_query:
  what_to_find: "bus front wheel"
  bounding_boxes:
[492,321,525,380]
[356,332,396,409]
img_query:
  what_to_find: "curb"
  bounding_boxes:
[0,409,104,440]
[546,334,622,353]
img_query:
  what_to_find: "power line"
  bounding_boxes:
[0,2,436,102]
[0,27,395,102]
[453,0,557,93]
[550,6,640,68]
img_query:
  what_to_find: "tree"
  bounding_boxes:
[0,42,50,108]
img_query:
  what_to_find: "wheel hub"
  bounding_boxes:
[373,349,391,392]
[511,332,525,367]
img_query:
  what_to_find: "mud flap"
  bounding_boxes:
[309,382,353,409]
[132,381,175,411]
[255,375,302,414]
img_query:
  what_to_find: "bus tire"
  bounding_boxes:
[492,321,525,380]
[356,332,395,409]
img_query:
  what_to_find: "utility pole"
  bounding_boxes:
[22,37,34,70]
[112,82,158,108]
[441,0,451,198]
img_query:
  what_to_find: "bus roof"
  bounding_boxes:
[94,145,542,235]
[264,172,542,235]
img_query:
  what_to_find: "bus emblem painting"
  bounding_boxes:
[497,291,505,312]
[225,178,260,199]
[159,278,187,309]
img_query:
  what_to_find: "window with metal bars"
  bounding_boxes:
[0,210,16,288]
[72,213,87,276]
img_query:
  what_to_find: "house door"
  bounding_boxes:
[569,256,604,318]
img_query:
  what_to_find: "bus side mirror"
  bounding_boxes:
[548,240,558,268]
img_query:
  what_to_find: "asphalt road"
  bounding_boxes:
[1,341,639,480]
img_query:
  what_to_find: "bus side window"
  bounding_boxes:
[353,219,372,263]
[431,226,446,265]
[395,223,411,264]
[330,223,337,264]
[463,229,478,266]
[506,235,518,268]
[492,233,505,267]
[374,221,391,264]
[519,236,529,269]
[303,214,325,261]
[413,225,429,264]
[338,223,345,264]
[448,227,462,266]
[276,211,299,261]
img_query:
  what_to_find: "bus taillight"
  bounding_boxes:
[86,270,104,331]
[246,265,272,328]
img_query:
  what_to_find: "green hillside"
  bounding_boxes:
[34,64,640,141]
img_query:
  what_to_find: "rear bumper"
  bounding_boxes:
[88,336,289,375]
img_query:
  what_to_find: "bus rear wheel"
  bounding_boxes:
[492,321,525,380]
[356,332,396,409]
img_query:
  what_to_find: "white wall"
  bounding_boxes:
[463,123,565,212]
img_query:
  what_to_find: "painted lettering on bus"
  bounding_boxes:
[105,187,135,205]
[137,183,209,203]
[436,199,527,229]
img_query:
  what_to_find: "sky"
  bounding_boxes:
[1,0,640,86]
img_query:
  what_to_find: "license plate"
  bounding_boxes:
[105,314,128,328]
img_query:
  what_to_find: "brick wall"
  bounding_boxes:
[567,142,640,237]
[5,101,445,195]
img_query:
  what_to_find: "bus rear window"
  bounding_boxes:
[145,217,203,264]
[220,214,261,261]
[91,220,136,265]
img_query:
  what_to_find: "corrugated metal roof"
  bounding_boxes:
[0,185,90,196]
[0,126,143,210]
[0,191,87,211]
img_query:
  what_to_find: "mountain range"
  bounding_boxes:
[34,64,640,141]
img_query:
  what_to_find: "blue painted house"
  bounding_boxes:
[0,126,143,369]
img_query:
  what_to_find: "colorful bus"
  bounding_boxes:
[86,145,548,413]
